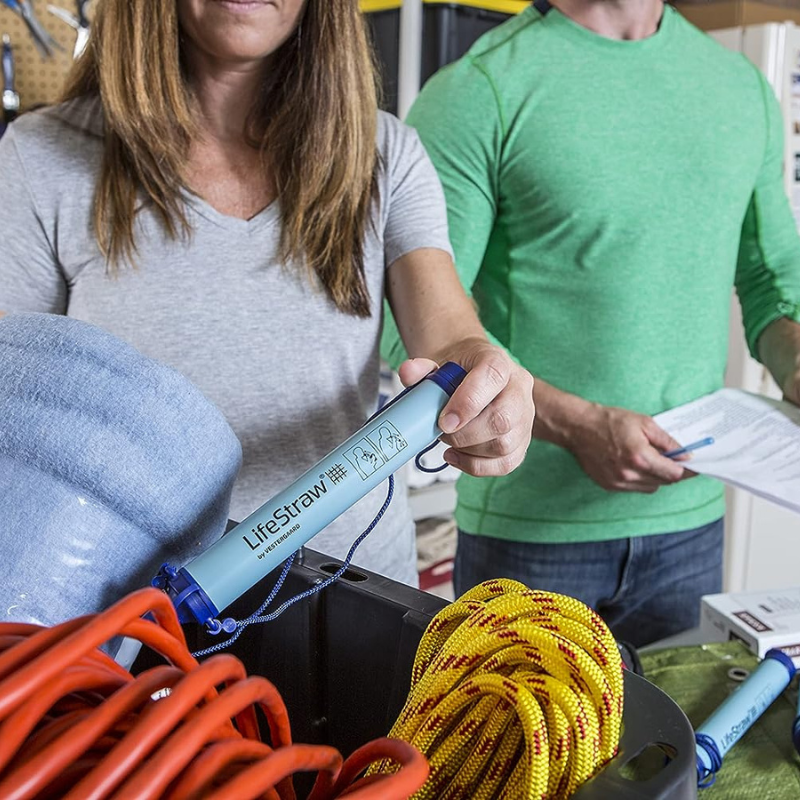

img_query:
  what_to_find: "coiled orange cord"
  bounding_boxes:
[0,587,428,800]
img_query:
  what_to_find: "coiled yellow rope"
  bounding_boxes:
[370,578,624,799]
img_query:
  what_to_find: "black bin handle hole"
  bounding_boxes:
[319,563,369,582]
[618,742,677,782]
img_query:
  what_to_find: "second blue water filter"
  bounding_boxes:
[162,363,466,626]
[695,648,795,785]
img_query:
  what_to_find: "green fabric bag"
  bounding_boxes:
[640,642,800,799]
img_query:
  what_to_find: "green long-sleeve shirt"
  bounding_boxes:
[382,3,800,542]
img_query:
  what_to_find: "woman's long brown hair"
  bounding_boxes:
[62,0,379,316]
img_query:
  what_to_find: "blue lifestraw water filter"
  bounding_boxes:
[154,363,466,628]
[695,648,795,787]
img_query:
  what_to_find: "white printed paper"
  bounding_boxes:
[654,389,800,514]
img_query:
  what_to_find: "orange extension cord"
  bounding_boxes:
[0,587,429,800]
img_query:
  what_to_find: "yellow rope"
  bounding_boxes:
[369,579,624,799]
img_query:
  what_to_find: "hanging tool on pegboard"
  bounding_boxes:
[0,0,60,58]
[46,0,88,59]
[1,33,19,133]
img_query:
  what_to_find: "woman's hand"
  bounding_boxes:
[398,340,534,476]
[386,248,533,475]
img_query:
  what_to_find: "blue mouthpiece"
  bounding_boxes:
[426,362,467,396]
[153,564,219,627]
[764,648,796,679]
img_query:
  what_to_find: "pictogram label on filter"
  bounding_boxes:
[344,422,408,480]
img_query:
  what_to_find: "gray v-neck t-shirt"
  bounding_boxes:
[0,97,453,586]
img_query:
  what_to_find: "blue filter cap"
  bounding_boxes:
[153,564,220,627]
[427,362,467,396]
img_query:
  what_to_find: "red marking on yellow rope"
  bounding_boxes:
[369,580,623,798]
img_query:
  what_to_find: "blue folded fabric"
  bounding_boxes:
[0,312,242,627]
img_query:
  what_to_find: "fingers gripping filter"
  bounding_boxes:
[0,312,242,627]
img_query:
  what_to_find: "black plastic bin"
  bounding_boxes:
[421,0,528,84]
[362,0,402,115]
[145,546,698,799]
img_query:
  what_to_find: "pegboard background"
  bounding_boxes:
[1,1,87,111]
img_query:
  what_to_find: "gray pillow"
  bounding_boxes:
[0,312,242,627]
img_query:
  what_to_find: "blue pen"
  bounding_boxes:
[664,436,714,460]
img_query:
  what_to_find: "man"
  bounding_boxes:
[382,0,800,646]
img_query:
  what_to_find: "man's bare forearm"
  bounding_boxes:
[758,317,800,401]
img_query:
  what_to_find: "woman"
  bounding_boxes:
[0,0,534,585]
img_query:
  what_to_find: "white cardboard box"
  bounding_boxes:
[700,587,800,665]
